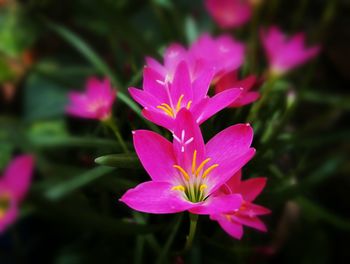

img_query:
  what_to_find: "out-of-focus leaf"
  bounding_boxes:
[0,56,15,82]
[45,166,114,200]
[94,154,140,168]
[296,197,350,231]
[185,16,198,44]
[152,0,173,9]
[31,135,120,149]
[0,6,36,56]
[47,23,141,114]
[24,73,68,121]
[301,90,350,110]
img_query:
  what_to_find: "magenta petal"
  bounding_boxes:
[145,56,166,77]
[120,181,194,214]
[232,215,267,232]
[133,130,176,182]
[142,109,175,131]
[192,67,215,102]
[143,67,168,102]
[214,214,244,239]
[173,109,205,168]
[190,194,242,215]
[129,87,163,110]
[238,178,267,202]
[170,61,193,102]
[231,92,260,107]
[3,155,34,201]
[195,88,242,124]
[0,200,18,233]
[240,203,271,216]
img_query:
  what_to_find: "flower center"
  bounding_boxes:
[171,150,219,203]
[156,94,192,118]
[0,194,10,219]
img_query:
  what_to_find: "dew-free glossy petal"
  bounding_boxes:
[190,194,242,215]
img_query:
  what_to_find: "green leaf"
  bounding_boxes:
[185,16,198,44]
[301,90,350,110]
[94,154,140,168]
[45,166,114,200]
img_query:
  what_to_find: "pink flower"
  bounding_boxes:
[210,170,270,239]
[215,70,260,107]
[205,0,252,29]
[0,155,34,233]
[66,77,116,120]
[146,34,245,83]
[120,109,255,215]
[129,61,242,131]
[260,26,321,76]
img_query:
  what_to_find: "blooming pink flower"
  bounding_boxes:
[0,155,34,233]
[210,170,270,239]
[129,61,242,131]
[146,34,245,83]
[260,26,321,76]
[66,77,116,120]
[205,0,252,29]
[215,70,260,107]
[120,109,255,215]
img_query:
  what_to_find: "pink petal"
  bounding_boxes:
[0,199,18,233]
[214,214,244,239]
[143,67,168,102]
[170,61,193,103]
[128,87,163,110]
[120,181,194,214]
[240,202,271,216]
[230,92,260,107]
[237,177,267,202]
[194,88,242,124]
[172,109,205,169]
[164,43,188,76]
[190,194,242,215]
[145,56,166,77]
[3,155,35,201]
[205,124,255,192]
[142,108,175,131]
[192,67,215,102]
[133,130,176,182]
[232,215,267,232]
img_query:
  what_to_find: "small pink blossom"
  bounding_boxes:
[129,61,242,131]
[146,33,245,83]
[66,77,116,121]
[0,155,35,233]
[260,26,321,76]
[205,0,252,29]
[210,170,270,239]
[215,70,261,107]
[120,109,255,215]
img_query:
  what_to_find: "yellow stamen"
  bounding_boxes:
[160,103,173,112]
[176,94,184,111]
[202,164,219,179]
[191,150,197,174]
[171,185,185,192]
[157,105,174,117]
[173,165,190,181]
[195,158,211,176]
[186,100,192,109]
[199,184,207,192]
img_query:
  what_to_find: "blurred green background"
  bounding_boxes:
[0,0,349,263]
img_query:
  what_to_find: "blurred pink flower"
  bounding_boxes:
[120,109,255,215]
[260,26,321,76]
[146,33,245,83]
[66,77,116,121]
[0,155,34,233]
[210,170,270,239]
[215,70,260,107]
[205,0,252,29]
[129,61,242,131]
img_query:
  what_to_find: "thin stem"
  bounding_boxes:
[183,213,198,252]
[247,75,278,123]
[103,116,129,153]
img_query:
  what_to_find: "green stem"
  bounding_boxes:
[103,116,129,153]
[184,213,198,252]
[247,75,278,123]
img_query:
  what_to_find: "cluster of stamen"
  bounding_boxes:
[171,150,219,203]
[157,94,192,118]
